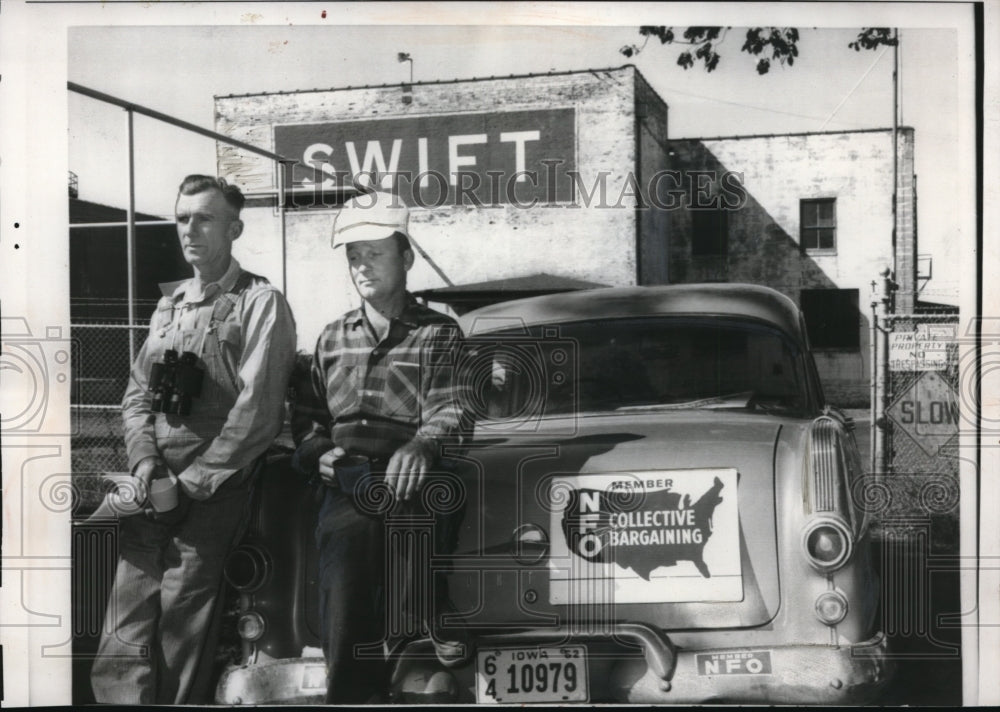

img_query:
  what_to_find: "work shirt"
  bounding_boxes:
[122,258,297,500]
[292,295,466,468]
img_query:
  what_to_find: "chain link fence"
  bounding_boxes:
[71,322,148,474]
[874,309,961,550]
[884,312,961,475]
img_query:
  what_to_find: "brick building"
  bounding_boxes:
[214,66,671,347]
[213,65,918,405]
[665,129,917,404]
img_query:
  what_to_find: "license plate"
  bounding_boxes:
[476,645,588,703]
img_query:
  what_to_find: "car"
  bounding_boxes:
[388,283,891,704]
[212,283,891,704]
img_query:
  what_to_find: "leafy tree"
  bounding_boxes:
[848,28,899,52]
[621,26,897,75]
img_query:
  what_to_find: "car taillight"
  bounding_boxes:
[223,544,271,592]
[802,413,864,574]
[236,611,266,641]
[806,416,851,515]
[814,590,849,625]
[511,523,549,565]
[801,516,853,572]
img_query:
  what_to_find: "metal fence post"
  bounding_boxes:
[278,159,289,296]
[870,280,880,476]
[126,108,137,364]
[872,268,894,475]
[880,283,891,476]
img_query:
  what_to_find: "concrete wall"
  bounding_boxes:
[666,129,917,405]
[634,70,671,285]
[215,67,662,350]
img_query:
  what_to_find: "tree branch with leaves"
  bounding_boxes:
[621,27,897,74]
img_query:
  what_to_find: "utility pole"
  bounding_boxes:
[891,28,899,282]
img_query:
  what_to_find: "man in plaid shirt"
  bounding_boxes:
[292,190,468,703]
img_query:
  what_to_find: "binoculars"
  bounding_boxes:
[149,349,204,416]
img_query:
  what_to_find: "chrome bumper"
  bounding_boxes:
[390,625,892,704]
[621,632,891,704]
[214,656,327,705]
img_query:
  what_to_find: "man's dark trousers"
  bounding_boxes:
[315,474,463,703]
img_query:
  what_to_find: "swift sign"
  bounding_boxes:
[275,108,577,207]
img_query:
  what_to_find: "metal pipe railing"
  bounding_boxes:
[68,80,456,306]
[70,220,176,228]
[69,81,296,165]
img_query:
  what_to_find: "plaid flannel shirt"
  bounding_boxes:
[292,295,466,471]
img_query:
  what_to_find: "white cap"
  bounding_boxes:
[332,191,410,248]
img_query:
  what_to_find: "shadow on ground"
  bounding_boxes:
[873,540,963,705]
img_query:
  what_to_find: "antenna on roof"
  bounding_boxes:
[397,52,413,83]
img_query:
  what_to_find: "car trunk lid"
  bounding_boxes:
[448,411,783,630]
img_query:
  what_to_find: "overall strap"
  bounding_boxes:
[210,269,264,324]
[208,270,269,392]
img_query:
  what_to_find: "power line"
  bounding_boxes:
[653,44,892,131]
[820,46,890,130]
[657,83,872,128]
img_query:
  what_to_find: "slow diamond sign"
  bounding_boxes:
[886,371,959,457]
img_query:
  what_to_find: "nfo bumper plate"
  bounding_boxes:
[614,633,892,704]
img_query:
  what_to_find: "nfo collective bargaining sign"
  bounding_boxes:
[548,469,742,605]
[275,108,577,207]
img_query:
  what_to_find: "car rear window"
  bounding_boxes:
[462,316,809,419]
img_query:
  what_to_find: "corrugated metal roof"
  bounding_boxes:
[69,197,167,224]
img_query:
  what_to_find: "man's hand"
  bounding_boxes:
[386,438,436,501]
[145,490,192,525]
[133,455,167,505]
[317,446,348,488]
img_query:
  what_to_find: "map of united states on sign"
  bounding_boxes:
[548,469,742,605]
[560,478,724,580]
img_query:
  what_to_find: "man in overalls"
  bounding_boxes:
[91,175,297,704]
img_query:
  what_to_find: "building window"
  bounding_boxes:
[800,198,836,250]
[691,209,728,257]
[800,288,860,349]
